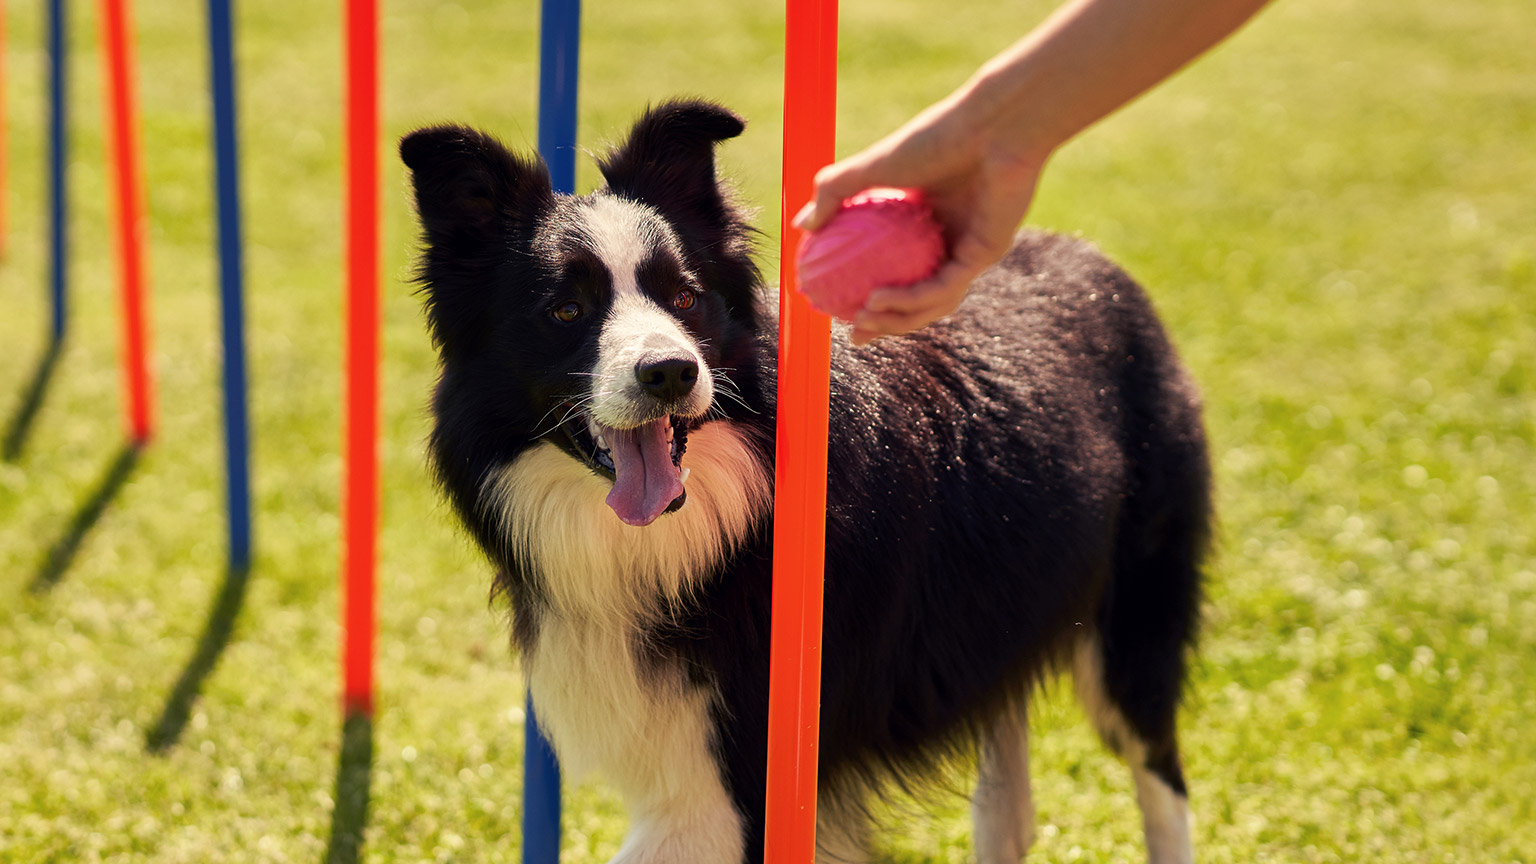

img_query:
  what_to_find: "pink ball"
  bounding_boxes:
[796,187,946,321]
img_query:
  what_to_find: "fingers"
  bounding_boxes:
[849,301,954,345]
[867,255,981,317]
[849,259,976,344]
[863,261,971,314]
[849,326,884,347]
[793,159,880,232]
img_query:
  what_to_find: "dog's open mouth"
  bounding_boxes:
[561,409,691,527]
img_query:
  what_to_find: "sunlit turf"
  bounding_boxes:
[1,0,1532,861]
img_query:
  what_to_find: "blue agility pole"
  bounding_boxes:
[538,0,580,194]
[47,0,65,343]
[206,0,252,573]
[522,3,580,862]
[521,699,561,864]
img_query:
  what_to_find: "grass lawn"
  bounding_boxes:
[1,0,1533,861]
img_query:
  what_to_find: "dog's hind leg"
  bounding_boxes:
[971,700,1035,864]
[1074,635,1193,864]
[1077,397,1207,864]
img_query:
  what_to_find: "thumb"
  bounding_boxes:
[793,160,876,232]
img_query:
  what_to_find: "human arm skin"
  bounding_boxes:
[793,0,1273,345]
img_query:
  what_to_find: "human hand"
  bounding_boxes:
[793,96,1048,345]
[792,0,1272,346]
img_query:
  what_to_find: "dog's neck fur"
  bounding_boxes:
[479,419,771,628]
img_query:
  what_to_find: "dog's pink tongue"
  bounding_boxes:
[604,418,683,527]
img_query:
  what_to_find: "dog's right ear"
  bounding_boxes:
[400,125,553,250]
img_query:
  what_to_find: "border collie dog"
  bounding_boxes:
[401,100,1210,864]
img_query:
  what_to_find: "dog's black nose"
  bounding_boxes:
[635,356,698,402]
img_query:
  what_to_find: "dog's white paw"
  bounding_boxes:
[608,806,744,864]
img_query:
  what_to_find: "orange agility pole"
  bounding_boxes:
[342,0,380,717]
[764,0,837,859]
[99,0,155,445]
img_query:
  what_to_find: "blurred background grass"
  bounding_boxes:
[0,0,1532,861]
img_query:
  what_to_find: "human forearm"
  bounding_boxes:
[963,0,1273,161]
[794,0,1274,344]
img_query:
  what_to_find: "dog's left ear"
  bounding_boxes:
[597,99,745,226]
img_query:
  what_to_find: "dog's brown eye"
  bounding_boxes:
[552,301,584,323]
[672,289,698,311]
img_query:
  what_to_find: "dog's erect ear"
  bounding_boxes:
[402,126,554,350]
[597,100,744,222]
[401,125,553,248]
[597,100,762,329]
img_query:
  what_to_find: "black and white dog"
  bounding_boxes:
[401,100,1210,864]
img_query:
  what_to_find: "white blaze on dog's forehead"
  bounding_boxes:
[599,293,695,358]
[591,293,715,428]
[575,196,666,297]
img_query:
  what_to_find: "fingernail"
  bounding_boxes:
[863,290,893,312]
[792,202,815,230]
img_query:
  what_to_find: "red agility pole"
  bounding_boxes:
[764,0,837,859]
[99,0,154,445]
[342,0,379,717]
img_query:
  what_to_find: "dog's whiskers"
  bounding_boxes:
[711,369,758,416]
[529,393,598,440]
[529,400,576,439]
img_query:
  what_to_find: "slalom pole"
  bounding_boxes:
[100,0,155,445]
[206,0,251,572]
[47,0,65,343]
[522,2,580,861]
[765,0,838,859]
[342,0,379,718]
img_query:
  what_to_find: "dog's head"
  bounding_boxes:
[402,100,763,527]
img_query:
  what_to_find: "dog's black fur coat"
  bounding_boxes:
[403,99,1209,861]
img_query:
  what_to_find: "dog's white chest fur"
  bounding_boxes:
[527,622,744,863]
[481,422,770,862]
[526,615,710,797]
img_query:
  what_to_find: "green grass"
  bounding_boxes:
[1,0,1533,861]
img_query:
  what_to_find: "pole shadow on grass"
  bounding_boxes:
[3,339,64,461]
[28,442,142,593]
[145,562,253,752]
[323,711,375,864]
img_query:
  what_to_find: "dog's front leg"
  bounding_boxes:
[610,797,744,864]
[601,693,745,864]
[528,618,747,864]
[604,701,743,864]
